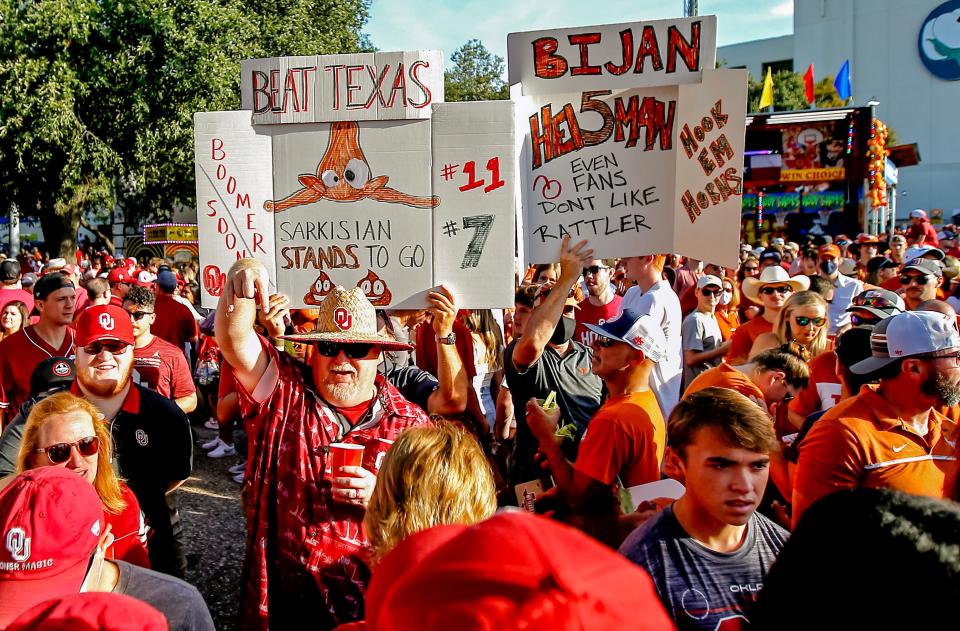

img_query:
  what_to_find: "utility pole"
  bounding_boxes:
[684,0,698,17]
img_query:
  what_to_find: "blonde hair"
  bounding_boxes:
[364,422,496,562]
[774,290,829,358]
[463,309,504,371]
[17,391,126,514]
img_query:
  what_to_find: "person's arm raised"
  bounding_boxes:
[511,236,593,369]
[426,285,468,416]
[215,259,272,395]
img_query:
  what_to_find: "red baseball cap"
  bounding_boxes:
[7,592,167,631]
[0,468,105,627]
[362,512,673,630]
[75,305,134,347]
[106,268,132,285]
[125,257,137,267]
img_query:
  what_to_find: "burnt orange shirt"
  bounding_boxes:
[683,363,765,402]
[574,390,666,488]
[726,315,773,365]
[715,308,741,341]
[788,351,842,419]
[792,385,957,527]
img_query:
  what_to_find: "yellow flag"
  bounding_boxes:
[758,67,774,110]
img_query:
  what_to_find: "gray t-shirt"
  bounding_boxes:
[680,310,723,389]
[618,505,787,631]
[114,560,215,631]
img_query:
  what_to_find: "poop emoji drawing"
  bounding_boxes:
[264,122,441,213]
[357,269,392,306]
[304,271,334,306]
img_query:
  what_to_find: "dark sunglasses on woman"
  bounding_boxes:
[35,436,99,464]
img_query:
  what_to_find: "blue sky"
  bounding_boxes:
[365,0,794,74]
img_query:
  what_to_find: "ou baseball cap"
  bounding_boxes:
[846,289,905,319]
[583,308,668,363]
[851,311,960,375]
[0,260,21,282]
[361,511,673,631]
[6,592,168,631]
[902,257,943,278]
[696,274,724,289]
[106,268,132,285]
[0,468,105,628]
[75,305,134,347]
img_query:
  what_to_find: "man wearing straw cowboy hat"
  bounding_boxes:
[727,266,809,364]
[216,259,444,630]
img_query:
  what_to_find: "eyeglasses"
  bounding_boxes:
[900,274,931,286]
[82,340,130,355]
[127,311,154,321]
[850,313,878,326]
[916,350,960,364]
[701,288,722,297]
[759,285,793,295]
[852,293,898,310]
[793,316,826,327]
[582,265,608,276]
[35,436,99,464]
[314,341,378,359]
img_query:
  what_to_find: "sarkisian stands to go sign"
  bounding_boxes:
[509,15,747,269]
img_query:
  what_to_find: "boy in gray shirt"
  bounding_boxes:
[619,387,787,630]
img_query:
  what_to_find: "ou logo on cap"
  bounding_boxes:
[98,313,115,331]
[333,307,353,331]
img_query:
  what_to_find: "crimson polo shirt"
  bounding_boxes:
[0,326,75,419]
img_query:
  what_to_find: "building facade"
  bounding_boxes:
[719,0,960,220]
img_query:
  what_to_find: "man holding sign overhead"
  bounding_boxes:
[215,258,440,630]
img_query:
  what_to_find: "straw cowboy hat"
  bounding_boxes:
[742,266,810,302]
[280,285,414,350]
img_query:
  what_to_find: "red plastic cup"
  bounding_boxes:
[330,442,364,474]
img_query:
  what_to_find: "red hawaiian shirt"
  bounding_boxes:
[236,341,430,630]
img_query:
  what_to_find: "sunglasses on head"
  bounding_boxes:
[82,340,130,355]
[852,293,896,310]
[793,315,826,327]
[900,274,931,285]
[701,287,722,297]
[35,436,99,464]
[582,265,608,276]
[314,341,378,359]
[759,285,793,295]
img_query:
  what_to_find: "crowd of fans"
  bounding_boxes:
[0,212,959,630]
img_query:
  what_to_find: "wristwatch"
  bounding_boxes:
[436,332,457,345]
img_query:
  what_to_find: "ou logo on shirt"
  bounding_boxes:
[135,429,148,446]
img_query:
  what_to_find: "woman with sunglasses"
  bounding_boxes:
[13,391,150,567]
[749,291,830,360]
[727,266,810,365]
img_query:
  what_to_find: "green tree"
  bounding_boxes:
[0,0,371,257]
[444,39,508,102]
[747,69,809,112]
[815,76,844,108]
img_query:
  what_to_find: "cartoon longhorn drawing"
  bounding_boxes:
[304,271,334,306]
[264,121,440,212]
[357,269,392,306]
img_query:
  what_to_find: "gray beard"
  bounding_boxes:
[325,382,362,403]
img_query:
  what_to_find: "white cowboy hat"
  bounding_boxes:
[280,285,414,350]
[741,266,810,302]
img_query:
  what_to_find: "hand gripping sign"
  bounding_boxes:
[197,51,516,309]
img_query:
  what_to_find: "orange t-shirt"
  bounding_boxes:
[683,363,765,402]
[788,351,842,419]
[792,385,957,527]
[574,390,666,488]
[726,315,773,365]
[715,308,741,341]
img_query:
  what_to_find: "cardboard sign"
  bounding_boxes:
[194,111,277,307]
[240,51,444,125]
[515,67,744,269]
[508,16,716,95]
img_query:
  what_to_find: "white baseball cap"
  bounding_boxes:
[584,309,668,363]
[904,245,945,262]
[910,209,927,219]
[851,311,960,374]
[696,275,724,290]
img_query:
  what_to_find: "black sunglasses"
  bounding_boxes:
[127,310,154,321]
[900,274,931,285]
[36,436,99,464]
[582,265,608,276]
[82,340,130,355]
[314,341,378,359]
[759,285,793,295]
[701,288,722,297]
